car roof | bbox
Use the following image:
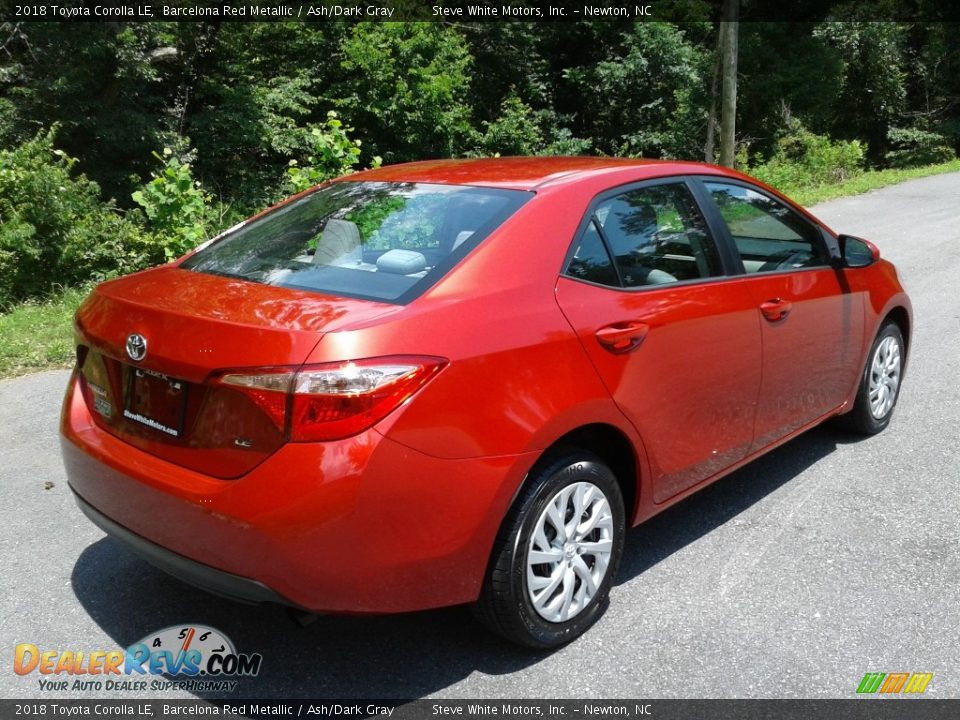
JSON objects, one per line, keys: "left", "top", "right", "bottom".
{"left": 342, "top": 156, "right": 738, "bottom": 191}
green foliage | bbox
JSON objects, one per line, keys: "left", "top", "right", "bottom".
{"left": 4, "top": 21, "right": 956, "bottom": 208}
{"left": 0, "top": 128, "right": 150, "bottom": 305}
{"left": 474, "top": 95, "right": 590, "bottom": 157}
{"left": 132, "top": 148, "right": 215, "bottom": 261}
{"left": 885, "top": 127, "right": 955, "bottom": 168}
{"left": 189, "top": 72, "right": 320, "bottom": 208}
{"left": 60, "top": 209, "right": 156, "bottom": 285}
{"left": 0, "top": 23, "right": 183, "bottom": 201}
{"left": 737, "top": 24, "right": 845, "bottom": 153}
{"left": 478, "top": 95, "right": 545, "bottom": 157}
{"left": 563, "top": 23, "right": 708, "bottom": 158}
{"left": 335, "top": 23, "right": 478, "bottom": 162}
{"left": 178, "top": 24, "right": 348, "bottom": 209}
{"left": 750, "top": 119, "right": 865, "bottom": 189}
{"left": 813, "top": 21, "right": 907, "bottom": 162}
{"left": 0, "top": 20, "right": 957, "bottom": 310}
{"left": 286, "top": 112, "right": 381, "bottom": 194}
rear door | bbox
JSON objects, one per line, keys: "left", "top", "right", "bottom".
{"left": 555, "top": 179, "right": 763, "bottom": 504}
{"left": 697, "top": 179, "right": 864, "bottom": 449}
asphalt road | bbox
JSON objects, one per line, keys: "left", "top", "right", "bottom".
{"left": 2, "top": 173, "right": 959, "bottom": 701}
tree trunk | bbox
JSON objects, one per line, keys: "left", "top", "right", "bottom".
{"left": 704, "top": 42, "right": 720, "bottom": 163}
{"left": 718, "top": 0, "right": 739, "bottom": 168}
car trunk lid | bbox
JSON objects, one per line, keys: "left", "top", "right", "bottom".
{"left": 74, "top": 265, "right": 399, "bottom": 478}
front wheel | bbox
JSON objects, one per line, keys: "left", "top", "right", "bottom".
{"left": 841, "top": 321, "right": 905, "bottom": 435}
{"left": 473, "top": 450, "right": 626, "bottom": 649}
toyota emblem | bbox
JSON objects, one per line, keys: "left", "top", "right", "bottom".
{"left": 126, "top": 333, "right": 148, "bottom": 362}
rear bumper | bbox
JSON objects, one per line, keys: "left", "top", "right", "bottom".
{"left": 61, "top": 372, "right": 536, "bottom": 613}
{"left": 73, "top": 489, "right": 293, "bottom": 607}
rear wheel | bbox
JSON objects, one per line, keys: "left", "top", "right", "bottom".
{"left": 473, "top": 450, "right": 626, "bottom": 649}
{"left": 841, "top": 321, "right": 905, "bottom": 434}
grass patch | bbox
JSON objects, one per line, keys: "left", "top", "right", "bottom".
{"left": 0, "top": 286, "right": 89, "bottom": 379}
{"left": 783, "top": 159, "right": 960, "bottom": 208}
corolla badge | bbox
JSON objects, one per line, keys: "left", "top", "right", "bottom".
{"left": 126, "top": 333, "right": 148, "bottom": 362}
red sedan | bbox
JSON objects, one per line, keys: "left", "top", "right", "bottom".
{"left": 61, "top": 157, "right": 911, "bottom": 648}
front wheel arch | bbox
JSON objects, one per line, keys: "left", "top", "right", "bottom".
{"left": 883, "top": 305, "right": 911, "bottom": 368}
{"left": 839, "top": 320, "right": 906, "bottom": 435}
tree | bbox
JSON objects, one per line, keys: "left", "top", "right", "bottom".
{"left": 814, "top": 21, "right": 907, "bottom": 163}
{"left": 333, "top": 23, "right": 477, "bottom": 163}
{"left": 0, "top": 22, "right": 184, "bottom": 201}
{"left": 563, "top": 23, "right": 709, "bottom": 158}
{"left": 735, "top": 23, "right": 845, "bottom": 158}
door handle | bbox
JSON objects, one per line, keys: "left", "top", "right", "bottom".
{"left": 760, "top": 298, "right": 793, "bottom": 322}
{"left": 595, "top": 321, "right": 649, "bottom": 353}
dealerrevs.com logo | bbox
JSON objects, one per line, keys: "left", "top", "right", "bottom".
{"left": 13, "top": 625, "right": 262, "bottom": 693}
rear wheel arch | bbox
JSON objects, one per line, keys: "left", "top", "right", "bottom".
{"left": 553, "top": 424, "right": 639, "bottom": 524}
{"left": 517, "top": 423, "right": 639, "bottom": 526}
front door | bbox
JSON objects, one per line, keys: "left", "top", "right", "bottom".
{"left": 700, "top": 180, "right": 864, "bottom": 449}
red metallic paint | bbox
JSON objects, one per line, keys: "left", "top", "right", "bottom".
{"left": 61, "top": 158, "right": 912, "bottom": 614}
{"left": 739, "top": 268, "right": 866, "bottom": 449}
{"left": 556, "top": 275, "right": 763, "bottom": 504}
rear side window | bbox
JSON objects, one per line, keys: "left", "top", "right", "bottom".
{"left": 704, "top": 182, "right": 829, "bottom": 273}
{"left": 182, "top": 182, "right": 531, "bottom": 304}
{"left": 567, "top": 220, "right": 619, "bottom": 286}
{"left": 565, "top": 182, "right": 723, "bottom": 288}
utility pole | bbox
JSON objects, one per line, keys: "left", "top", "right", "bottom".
{"left": 718, "top": 0, "right": 739, "bottom": 168}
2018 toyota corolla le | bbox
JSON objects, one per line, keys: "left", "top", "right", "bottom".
{"left": 61, "top": 157, "right": 911, "bottom": 648}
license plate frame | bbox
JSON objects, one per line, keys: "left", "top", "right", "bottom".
{"left": 123, "top": 367, "right": 188, "bottom": 438}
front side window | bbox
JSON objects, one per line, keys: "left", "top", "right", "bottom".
{"left": 704, "top": 182, "right": 829, "bottom": 273}
{"left": 581, "top": 183, "right": 723, "bottom": 288}
{"left": 182, "top": 182, "right": 531, "bottom": 303}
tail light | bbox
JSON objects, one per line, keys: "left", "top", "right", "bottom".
{"left": 214, "top": 356, "right": 446, "bottom": 442}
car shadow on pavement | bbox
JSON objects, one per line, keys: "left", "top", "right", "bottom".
{"left": 71, "top": 538, "right": 540, "bottom": 699}
{"left": 617, "top": 425, "right": 849, "bottom": 583}
{"left": 70, "top": 425, "right": 855, "bottom": 700}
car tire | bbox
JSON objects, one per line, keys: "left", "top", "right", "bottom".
{"left": 841, "top": 321, "right": 906, "bottom": 435}
{"left": 473, "top": 449, "right": 626, "bottom": 649}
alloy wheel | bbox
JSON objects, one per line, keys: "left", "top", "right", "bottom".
{"left": 868, "top": 335, "right": 902, "bottom": 419}
{"left": 525, "top": 481, "right": 615, "bottom": 623}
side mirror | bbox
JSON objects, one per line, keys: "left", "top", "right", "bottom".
{"left": 838, "top": 234, "right": 879, "bottom": 269}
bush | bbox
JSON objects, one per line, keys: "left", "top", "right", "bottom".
{"left": 285, "top": 112, "right": 380, "bottom": 194}
{"left": 884, "top": 126, "right": 955, "bottom": 168}
{"left": 474, "top": 95, "right": 591, "bottom": 157}
{"left": 60, "top": 210, "right": 156, "bottom": 285}
{"left": 750, "top": 119, "right": 865, "bottom": 190}
{"left": 132, "top": 147, "right": 217, "bottom": 261}
{"left": 0, "top": 127, "right": 150, "bottom": 305}
{"left": 477, "top": 95, "right": 544, "bottom": 157}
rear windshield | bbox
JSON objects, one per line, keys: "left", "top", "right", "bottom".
{"left": 181, "top": 181, "right": 531, "bottom": 304}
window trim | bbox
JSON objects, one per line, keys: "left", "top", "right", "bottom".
{"left": 560, "top": 176, "right": 739, "bottom": 292}
{"left": 690, "top": 176, "right": 834, "bottom": 278}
